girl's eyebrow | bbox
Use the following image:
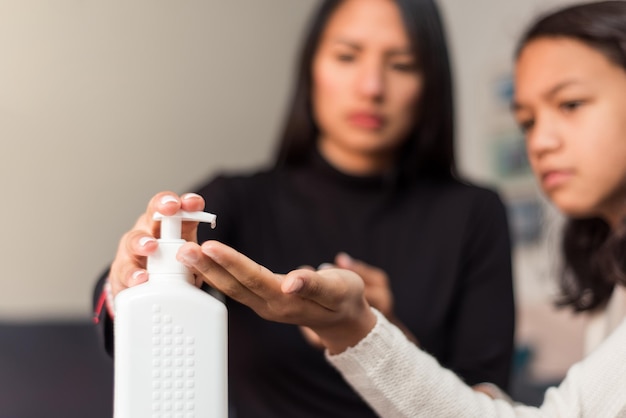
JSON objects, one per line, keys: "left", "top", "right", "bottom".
{"left": 542, "top": 79, "right": 581, "bottom": 100}
{"left": 511, "top": 79, "right": 582, "bottom": 112}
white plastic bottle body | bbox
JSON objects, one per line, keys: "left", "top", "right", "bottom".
{"left": 114, "top": 280, "right": 228, "bottom": 418}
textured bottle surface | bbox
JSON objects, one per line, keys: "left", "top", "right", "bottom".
{"left": 114, "top": 281, "right": 228, "bottom": 418}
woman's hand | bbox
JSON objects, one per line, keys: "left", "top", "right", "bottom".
{"left": 108, "top": 191, "right": 206, "bottom": 300}
{"left": 178, "top": 240, "right": 377, "bottom": 354}
{"left": 329, "top": 253, "right": 419, "bottom": 346}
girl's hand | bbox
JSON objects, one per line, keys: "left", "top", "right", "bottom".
{"left": 178, "top": 240, "right": 377, "bottom": 354}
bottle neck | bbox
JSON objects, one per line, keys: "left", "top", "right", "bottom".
{"left": 147, "top": 239, "right": 189, "bottom": 279}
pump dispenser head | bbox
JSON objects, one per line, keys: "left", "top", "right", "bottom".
{"left": 147, "top": 210, "right": 217, "bottom": 279}
{"left": 155, "top": 210, "right": 216, "bottom": 239}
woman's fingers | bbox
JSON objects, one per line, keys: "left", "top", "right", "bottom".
{"left": 180, "top": 193, "right": 205, "bottom": 211}
{"left": 144, "top": 192, "right": 182, "bottom": 235}
{"left": 335, "top": 252, "right": 387, "bottom": 286}
{"left": 108, "top": 191, "right": 207, "bottom": 299}
{"left": 180, "top": 193, "right": 206, "bottom": 242}
{"left": 126, "top": 230, "right": 158, "bottom": 257}
{"left": 334, "top": 252, "right": 393, "bottom": 317}
{"left": 109, "top": 229, "right": 157, "bottom": 296}
{"left": 298, "top": 326, "right": 325, "bottom": 350}
{"left": 144, "top": 192, "right": 205, "bottom": 241}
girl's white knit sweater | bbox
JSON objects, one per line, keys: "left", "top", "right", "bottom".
{"left": 327, "top": 308, "right": 626, "bottom": 417}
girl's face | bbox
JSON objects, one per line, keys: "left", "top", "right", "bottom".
{"left": 312, "top": 0, "right": 423, "bottom": 175}
{"left": 514, "top": 37, "right": 626, "bottom": 227}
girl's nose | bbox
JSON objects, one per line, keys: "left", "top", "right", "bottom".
{"left": 526, "top": 116, "right": 562, "bottom": 158}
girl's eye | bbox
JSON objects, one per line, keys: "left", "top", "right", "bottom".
{"left": 517, "top": 119, "right": 535, "bottom": 134}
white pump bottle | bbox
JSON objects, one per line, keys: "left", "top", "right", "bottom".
{"left": 113, "top": 210, "right": 228, "bottom": 418}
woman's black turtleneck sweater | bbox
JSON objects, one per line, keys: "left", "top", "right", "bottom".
{"left": 95, "top": 151, "right": 514, "bottom": 418}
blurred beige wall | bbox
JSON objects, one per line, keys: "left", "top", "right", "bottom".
{"left": 0, "top": 0, "right": 591, "bottom": 323}
{"left": 0, "top": 0, "right": 318, "bottom": 319}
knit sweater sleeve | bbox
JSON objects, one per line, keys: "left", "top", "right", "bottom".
{"left": 326, "top": 308, "right": 626, "bottom": 417}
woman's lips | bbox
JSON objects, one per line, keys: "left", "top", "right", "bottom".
{"left": 541, "top": 169, "right": 574, "bottom": 190}
{"left": 347, "top": 112, "right": 384, "bottom": 130}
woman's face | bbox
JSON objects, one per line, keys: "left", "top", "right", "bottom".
{"left": 312, "top": 0, "right": 423, "bottom": 175}
{"left": 514, "top": 37, "right": 626, "bottom": 227}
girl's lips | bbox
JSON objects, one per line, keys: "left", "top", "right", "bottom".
{"left": 541, "top": 169, "right": 574, "bottom": 190}
{"left": 347, "top": 112, "right": 384, "bottom": 130}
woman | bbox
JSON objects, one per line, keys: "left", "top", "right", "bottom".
{"left": 175, "top": 1, "right": 626, "bottom": 416}
{"left": 94, "top": 0, "right": 515, "bottom": 416}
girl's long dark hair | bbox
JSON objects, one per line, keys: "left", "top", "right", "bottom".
{"left": 274, "top": 0, "right": 457, "bottom": 182}
{"left": 516, "top": 1, "right": 626, "bottom": 312}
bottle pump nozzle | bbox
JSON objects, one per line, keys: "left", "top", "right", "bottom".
{"left": 147, "top": 210, "right": 217, "bottom": 279}
{"left": 154, "top": 210, "right": 217, "bottom": 239}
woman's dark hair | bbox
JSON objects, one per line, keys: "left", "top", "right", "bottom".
{"left": 274, "top": 0, "right": 457, "bottom": 181}
{"left": 516, "top": 1, "right": 626, "bottom": 312}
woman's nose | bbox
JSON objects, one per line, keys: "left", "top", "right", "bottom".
{"left": 355, "top": 60, "right": 384, "bottom": 101}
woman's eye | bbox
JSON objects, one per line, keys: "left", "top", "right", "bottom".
{"left": 560, "top": 100, "right": 584, "bottom": 112}
{"left": 336, "top": 53, "right": 355, "bottom": 62}
{"left": 390, "top": 62, "right": 416, "bottom": 72}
